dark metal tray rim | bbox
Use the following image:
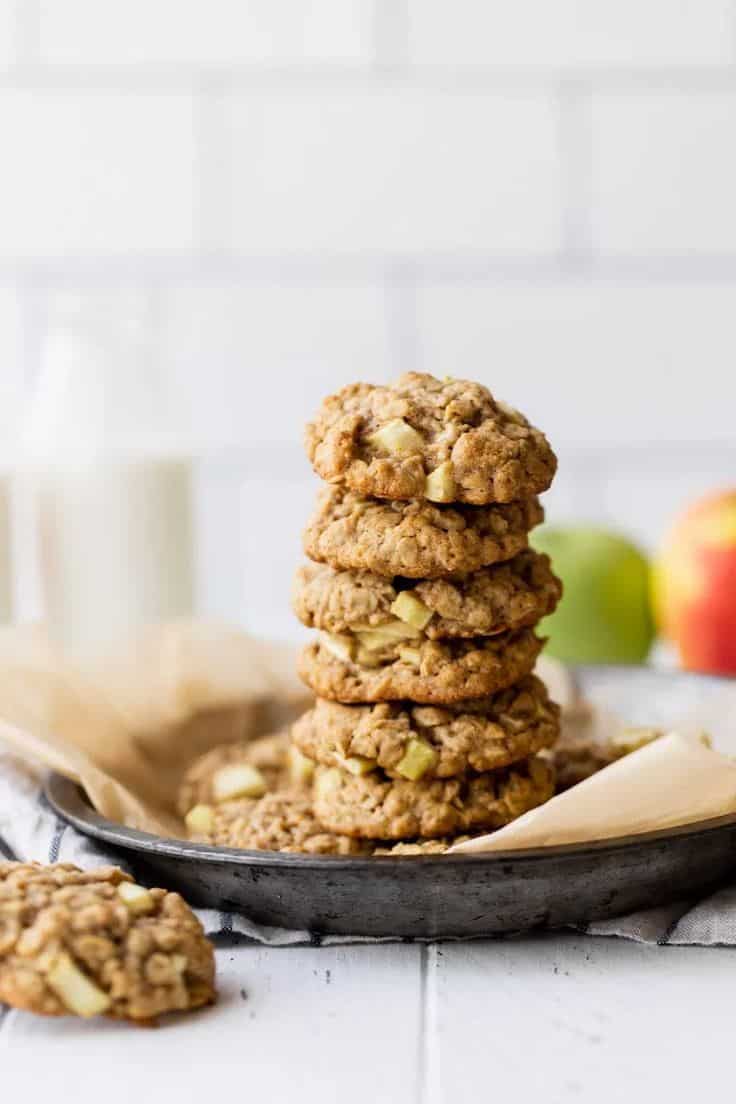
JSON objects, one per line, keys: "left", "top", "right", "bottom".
{"left": 46, "top": 665, "right": 736, "bottom": 871}
{"left": 46, "top": 772, "right": 736, "bottom": 871}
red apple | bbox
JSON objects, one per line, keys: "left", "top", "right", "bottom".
{"left": 653, "top": 489, "right": 736, "bottom": 675}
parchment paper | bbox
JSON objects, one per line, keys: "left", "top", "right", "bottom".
{"left": 450, "top": 732, "right": 736, "bottom": 853}
{"left": 0, "top": 623, "right": 734, "bottom": 853}
{"left": 0, "top": 621, "right": 309, "bottom": 838}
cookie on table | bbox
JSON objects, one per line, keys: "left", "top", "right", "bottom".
{"left": 298, "top": 627, "right": 543, "bottom": 705}
{"left": 305, "top": 373, "right": 557, "bottom": 505}
{"left": 313, "top": 756, "right": 554, "bottom": 840}
{"left": 304, "top": 486, "right": 543, "bottom": 580}
{"left": 185, "top": 792, "right": 371, "bottom": 856}
{"left": 293, "top": 550, "right": 561, "bottom": 641}
{"left": 292, "top": 676, "right": 560, "bottom": 781}
{"left": 0, "top": 863, "right": 215, "bottom": 1022}
{"left": 177, "top": 729, "right": 313, "bottom": 816}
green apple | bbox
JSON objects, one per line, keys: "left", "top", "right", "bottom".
{"left": 532, "top": 526, "right": 654, "bottom": 664}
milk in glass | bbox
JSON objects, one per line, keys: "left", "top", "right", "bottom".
{"left": 0, "top": 475, "right": 11, "bottom": 622}
{"left": 26, "top": 317, "right": 195, "bottom": 656}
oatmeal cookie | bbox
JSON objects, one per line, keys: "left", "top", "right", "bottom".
{"left": 313, "top": 756, "right": 554, "bottom": 840}
{"left": 305, "top": 373, "right": 556, "bottom": 505}
{"left": 304, "top": 485, "right": 543, "bottom": 579}
{"left": 293, "top": 550, "right": 561, "bottom": 640}
{"left": 0, "top": 863, "right": 215, "bottom": 1022}
{"left": 177, "top": 729, "right": 312, "bottom": 815}
{"left": 298, "top": 628, "right": 543, "bottom": 704}
{"left": 550, "top": 712, "right": 665, "bottom": 791}
{"left": 186, "top": 792, "right": 370, "bottom": 856}
{"left": 292, "top": 676, "right": 559, "bottom": 780}
{"left": 373, "top": 837, "right": 473, "bottom": 855}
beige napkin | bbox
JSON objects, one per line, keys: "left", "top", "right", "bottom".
{"left": 0, "top": 621, "right": 309, "bottom": 838}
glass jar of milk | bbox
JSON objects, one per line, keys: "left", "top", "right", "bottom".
{"left": 0, "top": 473, "right": 11, "bottom": 623}
{"left": 0, "top": 364, "right": 24, "bottom": 624}
{"left": 25, "top": 307, "right": 195, "bottom": 657}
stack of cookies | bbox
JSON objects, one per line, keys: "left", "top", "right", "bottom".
{"left": 179, "top": 372, "right": 563, "bottom": 855}
{"left": 290, "top": 372, "right": 563, "bottom": 851}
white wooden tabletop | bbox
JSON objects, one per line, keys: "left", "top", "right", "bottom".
{"left": 3, "top": 934, "right": 733, "bottom": 1102}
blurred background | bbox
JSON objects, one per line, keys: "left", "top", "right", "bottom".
{"left": 1, "top": 1, "right": 735, "bottom": 648}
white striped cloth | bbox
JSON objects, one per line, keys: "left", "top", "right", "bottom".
{"left": 1, "top": 751, "right": 734, "bottom": 948}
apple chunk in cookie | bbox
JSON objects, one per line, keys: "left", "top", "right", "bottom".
{"left": 0, "top": 863, "right": 215, "bottom": 1022}
{"left": 298, "top": 627, "right": 544, "bottom": 705}
{"left": 177, "top": 728, "right": 311, "bottom": 817}
{"left": 304, "top": 372, "right": 557, "bottom": 505}
{"left": 292, "top": 675, "right": 560, "bottom": 780}
{"left": 292, "top": 550, "right": 561, "bottom": 643}
{"left": 313, "top": 756, "right": 555, "bottom": 840}
{"left": 303, "top": 486, "right": 544, "bottom": 580}
{"left": 184, "top": 791, "right": 371, "bottom": 856}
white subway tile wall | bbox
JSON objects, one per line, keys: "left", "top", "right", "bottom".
{"left": 0, "top": 1, "right": 17, "bottom": 68}
{"left": 0, "top": 289, "right": 23, "bottom": 448}
{"left": 219, "top": 88, "right": 564, "bottom": 254}
{"left": 1, "top": 1, "right": 735, "bottom": 635}
{"left": 414, "top": 281, "right": 736, "bottom": 444}
{"left": 37, "top": 0, "right": 375, "bottom": 66}
{"left": 0, "top": 91, "right": 198, "bottom": 258}
{"left": 591, "top": 90, "right": 736, "bottom": 254}
{"left": 406, "top": 0, "right": 735, "bottom": 69}
{"left": 160, "top": 285, "right": 393, "bottom": 446}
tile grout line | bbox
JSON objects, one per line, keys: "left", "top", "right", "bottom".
{"left": 573, "top": 454, "right": 610, "bottom": 522}
{"left": 4, "top": 64, "right": 736, "bottom": 92}
{"left": 373, "top": 0, "right": 409, "bottom": 71}
{"left": 10, "top": 254, "right": 736, "bottom": 286}
{"left": 192, "top": 79, "right": 226, "bottom": 256}
{"left": 385, "top": 264, "right": 420, "bottom": 373}
{"left": 417, "top": 944, "right": 443, "bottom": 1104}
{"left": 13, "top": 0, "right": 40, "bottom": 66}
{"left": 18, "top": 282, "right": 46, "bottom": 393}
{"left": 557, "top": 79, "right": 594, "bottom": 266}
{"left": 415, "top": 943, "right": 429, "bottom": 1104}
{"left": 10, "top": 290, "right": 45, "bottom": 622}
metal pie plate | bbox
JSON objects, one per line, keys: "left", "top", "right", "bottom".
{"left": 46, "top": 665, "right": 736, "bottom": 938}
